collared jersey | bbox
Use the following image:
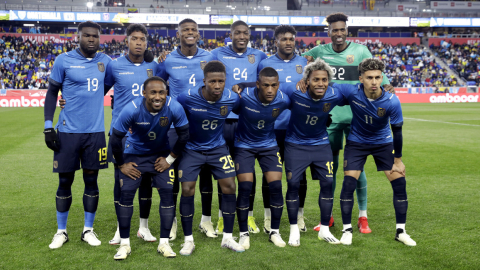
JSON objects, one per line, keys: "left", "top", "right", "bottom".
{"left": 335, "top": 83, "right": 403, "bottom": 144}
{"left": 113, "top": 96, "right": 188, "bottom": 155}
{"left": 49, "top": 49, "right": 112, "bottom": 133}
{"left": 284, "top": 83, "right": 346, "bottom": 145}
{"left": 105, "top": 55, "right": 158, "bottom": 135}
{"left": 177, "top": 84, "right": 240, "bottom": 151}
{"left": 234, "top": 87, "right": 290, "bottom": 149}
{"left": 156, "top": 47, "right": 215, "bottom": 99}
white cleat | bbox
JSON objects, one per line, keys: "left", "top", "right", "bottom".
{"left": 318, "top": 229, "right": 341, "bottom": 244}
{"left": 263, "top": 217, "right": 271, "bottom": 234}
{"left": 199, "top": 221, "right": 218, "bottom": 238}
{"left": 49, "top": 232, "right": 69, "bottom": 249}
{"left": 157, "top": 242, "right": 177, "bottom": 258}
{"left": 239, "top": 233, "right": 250, "bottom": 250}
{"left": 395, "top": 229, "right": 417, "bottom": 246}
{"left": 114, "top": 245, "right": 131, "bottom": 260}
{"left": 169, "top": 219, "right": 177, "bottom": 241}
{"left": 81, "top": 230, "right": 101, "bottom": 246}
{"left": 288, "top": 227, "right": 300, "bottom": 247}
{"left": 298, "top": 215, "right": 307, "bottom": 232}
{"left": 137, "top": 227, "right": 157, "bottom": 242}
{"left": 109, "top": 230, "right": 121, "bottom": 245}
{"left": 340, "top": 228, "right": 353, "bottom": 245}
{"left": 179, "top": 240, "right": 195, "bottom": 256}
{"left": 221, "top": 237, "right": 245, "bottom": 252}
{"left": 269, "top": 231, "right": 286, "bottom": 248}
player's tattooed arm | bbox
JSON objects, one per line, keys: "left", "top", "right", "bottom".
{"left": 157, "top": 50, "right": 171, "bottom": 63}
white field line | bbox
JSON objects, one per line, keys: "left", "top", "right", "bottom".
{"left": 404, "top": 117, "right": 480, "bottom": 127}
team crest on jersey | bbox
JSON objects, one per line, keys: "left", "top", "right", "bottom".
{"left": 97, "top": 62, "right": 105, "bottom": 72}
{"left": 220, "top": 106, "right": 228, "bottom": 116}
{"left": 248, "top": 54, "right": 255, "bottom": 64}
{"left": 377, "top": 107, "right": 386, "bottom": 117}
{"left": 200, "top": 61, "right": 207, "bottom": 70}
{"left": 53, "top": 161, "right": 58, "bottom": 169}
{"left": 160, "top": 117, "right": 169, "bottom": 127}
{"left": 296, "top": 65, "right": 303, "bottom": 74}
{"left": 272, "top": 108, "right": 280, "bottom": 118}
{"left": 178, "top": 170, "right": 183, "bottom": 179}
{"left": 323, "top": 103, "right": 331, "bottom": 112}
{"left": 147, "top": 69, "right": 153, "bottom": 77}
{"left": 346, "top": 55, "right": 354, "bottom": 64}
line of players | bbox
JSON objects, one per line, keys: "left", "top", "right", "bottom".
{"left": 43, "top": 13, "right": 416, "bottom": 260}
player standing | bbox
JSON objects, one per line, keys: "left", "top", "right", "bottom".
{"left": 111, "top": 77, "right": 189, "bottom": 260}
{"left": 302, "top": 13, "right": 392, "bottom": 233}
{"left": 334, "top": 59, "right": 416, "bottom": 246}
{"left": 176, "top": 61, "right": 244, "bottom": 255}
{"left": 156, "top": 18, "right": 216, "bottom": 240}
{"left": 43, "top": 21, "right": 112, "bottom": 249}
{"left": 104, "top": 23, "right": 158, "bottom": 245}
{"left": 211, "top": 20, "right": 267, "bottom": 234}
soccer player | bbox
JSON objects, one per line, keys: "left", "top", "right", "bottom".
{"left": 334, "top": 58, "right": 416, "bottom": 246}
{"left": 110, "top": 76, "right": 189, "bottom": 260}
{"left": 43, "top": 21, "right": 112, "bottom": 249}
{"left": 176, "top": 61, "right": 244, "bottom": 255}
{"left": 234, "top": 67, "right": 290, "bottom": 249}
{"left": 156, "top": 18, "right": 217, "bottom": 240}
{"left": 104, "top": 23, "right": 159, "bottom": 245}
{"left": 301, "top": 12, "right": 392, "bottom": 233}
{"left": 211, "top": 20, "right": 267, "bottom": 234}
{"left": 257, "top": 25, "right": 309, "bottom": 234}
{"left": 282, "top": 58, "right": 345, "bottom": 246}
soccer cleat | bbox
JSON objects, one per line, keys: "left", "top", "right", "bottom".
{"left": 114, "top": 245, "right": 131, "bottom": 260}
{"left": 215, "top": 217, "right": 224, "bottom": 235}
{"left": 81, "top": 230, "right": 101, "bottom": 246}
{"left": 179, "top": 240, "right": 195, "bottom": 256}
{"left": 314, "top": 216, "right": 334, "bottom": 232}
{"left": 109, "top": 230, "right": 121, "bottom": 245}
{"left": 199, "top": 221, "right": 218, "bottom": 238}
{"left": 298, "top": 215, "right": 307, "bottom": 232}
{"left": 263, "top": 217, "right": 271, "bottom": 234}
{"left": 318, "top": 229, "right": 341, "bottom": 244}
{"left": 395, "top": 229, "right": 417, "bottom": 246}
{"left": 288, "top": 228, "right": 300, "bottom": 247}
{"left": 269, "top": 231, "right": 286, "bottom": 248}
{"left": 248, "top": 216, "right": 260, "bottom": 234}
{"left": 221, "top": 237, "right": 245, "bottom": 252}
{"left": 358, "top": 217, "right": 372, "bottom": 234}
{"left": 157, "top": 242, "right": 177, "bottom": 258}
{"left": 49, "top": 232, "right": 69, "bottom": 249}
{"left": 169, "top": 219, "right": 177, "bottom": 241}
{"left": 137, "top": 227, "right": 157, "bottom": 242}
{"left": 239, "top": 233, "right": 250, "bottom": 250}
{"left": 340, "top": 228, "right": 353, "bottom": 245}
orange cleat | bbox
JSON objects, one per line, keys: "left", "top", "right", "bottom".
{"left": 358, "top": 217, "right": 372, "bottom": 234}
{"left": 313, "top": 216, "right": 335, "bottom": 232}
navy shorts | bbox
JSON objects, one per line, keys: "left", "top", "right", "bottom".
{"left": 223, "top": 119, "right": 238, "bottom": 157}
{"left": 177, "top": 144, "right": 236, "bottom": 182}
{"left": 284, "top": 142, "right": 333, "bottom": 184}
{"left": 234, "top": 146, "right": 282, "bottom": 175}
{"left": 53, "top": 132, "right": 108, "bottom": 173}
{"left": 343, "top": 140, "right": 394, "bottom": 171}
{"left": 121, "top": 151, "right": 174, "bottom": 189}
{"left": 275, "top": 129, "right": 287, "bottom": 161}
{"left": 107, "top": 135, "right": 127, "bottom": 164}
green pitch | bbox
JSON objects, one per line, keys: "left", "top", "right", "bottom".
{"left": 1, "top": 103, "right": 479, "bottom": 269}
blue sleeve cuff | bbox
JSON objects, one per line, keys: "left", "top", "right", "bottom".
{"left": 44, "top": 120, "right": 53, "bottom": 129}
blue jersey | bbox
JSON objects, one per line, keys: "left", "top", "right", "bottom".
{"left": 335, "top": 83, "right": 403, "bottom": 144}
{"left": 284, "top": 84, "right": 346, "bottom": 146}
{"left": 156, "top": 47, "right": 215, "bottom": 99}
{"left": 49, "top": 49, "right": 112, "bottom": 133}
{"left": 234, "top": 87, "right": 290, "bottom": 149}
{"left": 258, "top": 54, "right": 308, "bottom": 130}
{"left": 105, "top": 56, "right": 158, "bottom": 135}
{"left": 177, "top": 84, "right": 240, "bottom": 151}
{"left": 113, "top": 96, "right": 188, "bottom": 155}
{"left": 211, "top": 45, "right": 267, "bottom": 119}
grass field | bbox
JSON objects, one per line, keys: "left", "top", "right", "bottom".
{"left": 1, "top": 103, "right": 479, "bottom": 269}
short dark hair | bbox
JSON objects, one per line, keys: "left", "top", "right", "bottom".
{"left": 126, "top": 23, "right": 147, "bottom": 36}
{"left": 258, "top": 67, "right": 278, "bottom": 80}
{"left": 144, "top": 76, "right": 167, "bottom": 90}
{"left": 326, "top": 13, "right": 348, "bottom": 27}
{"left": 274, "top": 25, "right": 296, "bottom": 39}
{"left": 78, "top": 21, "right": 101, "bottom": 33}
{"left": 203, "top": 60, "right": 226, "bottom": 77}
{"left": 179, "top": 18, "right": 197, "bottom": 28}
{"left": 358, "top": 58, "right": 385, "bottom": 75}
{"left": 230, "top": 20, "right": 249, "bottom": 32}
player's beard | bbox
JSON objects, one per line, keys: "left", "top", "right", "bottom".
{"left": 80, "top": 44, "right": 99, "bottom": 56}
